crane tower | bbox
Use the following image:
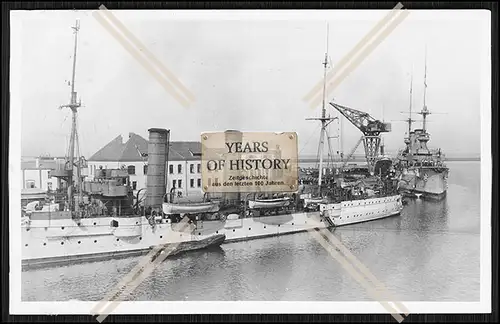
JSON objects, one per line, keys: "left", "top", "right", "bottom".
{"left": 329, "top": 102, "right": 391, "bottom": 173}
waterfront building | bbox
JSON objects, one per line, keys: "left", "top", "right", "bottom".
{"left": 87, "top": 132, "right": 203, "bottom": 198}
{"left": 21, "top": 156, "right": 67, "bottom": 191}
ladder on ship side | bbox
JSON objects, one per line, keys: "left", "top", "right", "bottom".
{"left": 322, "top": 213, "right": 335, "bottom": 228}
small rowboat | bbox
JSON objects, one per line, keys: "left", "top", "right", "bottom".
{"left": 150, "top": 234, "right": 226, "bottom": 262}
{"left": 248, "top": 197, "right": 291, "bottom": 209}
{"left": 162, "top": 201, "right": 220, "bottom": 215}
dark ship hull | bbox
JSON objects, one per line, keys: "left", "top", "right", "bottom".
{"left": 398, "top": 166, "right": 448, "bottom": 200}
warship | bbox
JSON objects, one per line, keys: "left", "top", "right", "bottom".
{"left": 21, "top": 22, "right": 403, "bottom": 269}
{"left": 394, "top": 54, "right": 449, "bottom": 201}
{"left": 311, "top": 98, "right": 404, "bottom": 227}
{"left": 21, "top": 21, "right": 226, "bottom": 269}
{"left": 283, "top": 26, "right": 403, "bottom": 227}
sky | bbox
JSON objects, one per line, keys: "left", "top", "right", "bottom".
{"left": 11, "top": 9, "right": 489, "bottom": 159}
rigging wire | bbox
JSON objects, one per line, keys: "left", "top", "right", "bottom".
{"left": 324, "top": 128, "right": 336, "bottom": 168}
{"left": 75, "top": 114, "right": 81, "bottom": 162}
{"left": 298, "top": 124, "right": 321, "bottom": 156}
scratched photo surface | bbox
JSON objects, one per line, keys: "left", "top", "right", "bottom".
{"left": 9, "top": 6, "right": 490, "bottom": 318}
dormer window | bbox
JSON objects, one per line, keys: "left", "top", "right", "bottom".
{"left": 189, "top": 149, "right": 202, "bottom": 157}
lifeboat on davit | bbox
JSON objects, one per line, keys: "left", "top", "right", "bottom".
{"left": 247, "top": 197, "right": 291, "bottom": 209}
{"left": 162, "top": 201, "right": 220, "bottom": 215}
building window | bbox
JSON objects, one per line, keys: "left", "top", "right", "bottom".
{"left": 26, "top": 180, "right": 35, "bottom": 189}
{"left": 190, "top": 179, "right": 194, "bottom": 188}
{"left": 197, "top": 178, "right": 201, "bottom": 187}
{"left": 178, "top": 180, "right": 182, "bottom": 188}
{"left": 197, "top": 163, "right": 201, "bottom": 173}
{"left": 172, "top": 179, "right": 177, "bottom": 189}
{"left": 177, "top": 164, "right": 182, "bottom": 174}
{"left": 127, "top": 165, "right": 136, "bottom": 175}
{"left": 190, "top": 164, "right": 194, "bottom": 174}
{"left": 132, "top": 181, "right": 137, "bottom": 190}
{"left": 169, "top": 165, "right": 174, "bottom": 174}
{"left": 143, "top": 165, "right": 148, "bottom": 175}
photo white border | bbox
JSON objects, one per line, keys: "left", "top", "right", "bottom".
{"left": 9, "top": 8, "right": 492, "bottom": 315}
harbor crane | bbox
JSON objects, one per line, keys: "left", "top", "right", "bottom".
{"left": 329, "top": 101, "right": 391, "bottom": 173}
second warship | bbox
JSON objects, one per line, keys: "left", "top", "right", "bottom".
{"left": 394, "top": 53, "right": 449, "bottom": 200}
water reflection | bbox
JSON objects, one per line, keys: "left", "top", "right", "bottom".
{"left": 134, "top": 247, "right": 228, "bottom": 301}
{"left": 407, "top": 197, "right": 450, "bottom": 235}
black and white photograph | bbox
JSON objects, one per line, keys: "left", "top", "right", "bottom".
{"left": 9, "top": 6, "right": 491, "bottom": 318}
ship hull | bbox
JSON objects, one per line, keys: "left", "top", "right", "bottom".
{"left": 320, "top": 194, "right": 403, "bottom": 227}
{"left": 402, "top": 188, "right": 447, "bottom": 201}
{"left": 21, "top": 211, "right": 328, "bottom": 270}
{"left": 21, "top": 196, "right": 402, "bottom": 269}
{"left": 22, "top": 234, "right": 226, "bottom": 269}
{"left": 398, "top": 168, "right": 448, "bottom": 201}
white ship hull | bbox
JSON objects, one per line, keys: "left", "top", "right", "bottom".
{"left": 21, "top": 211, "right": 328, "bottom": 269}
{"left": 21, "top": 196, "right": 402, "bottom": 269}
{"left": 320, "top": 194, "right": 403, "bottom": 227}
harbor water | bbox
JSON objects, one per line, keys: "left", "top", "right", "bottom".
{"left": 21, "top": 161, "right": 481, "bottom": 302}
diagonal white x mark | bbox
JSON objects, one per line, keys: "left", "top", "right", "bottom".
{"left": 304, "top": 3, "right": 410, "bottom": 109}
{"left": 302, "top": 3, "right": 411, "bottom": 321}
{"left": 93, "top": 5, "right": 196, "bottom": 108}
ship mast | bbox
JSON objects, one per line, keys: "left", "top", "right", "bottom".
{"left": 60, "top": 20, "right": 82, "bottom": 212}
{"left": 306, "top": 23, "right": 338, "bottom": 192}
{"left": 380, "top": 102, "right": 385, "bottom": 156}
{"left": 408, "top": 73, "right": 413, "bottom": 136}
{"left": 420, "top": 46, "right": 430, "bottom": 132}
{"left": 318, "top": 25, "right": 329, "bottom": 188}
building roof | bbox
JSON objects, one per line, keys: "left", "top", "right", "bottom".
{"left": 88, "top": 132, "right": 202, "bottom": 162}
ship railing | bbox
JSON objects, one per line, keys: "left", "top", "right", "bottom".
{"left": 83, "top": 180, "right": 129, "bottom": 197}
{"left": 24, "top": 192, "right": 137, "bottom": 218}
